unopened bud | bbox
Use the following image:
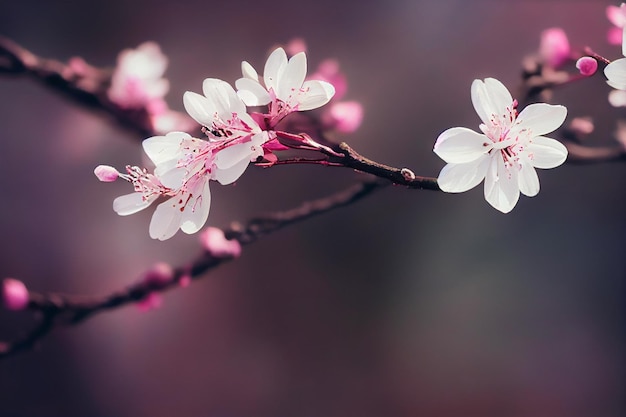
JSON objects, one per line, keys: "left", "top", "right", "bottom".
{"left": 575, "top": 57, "right": 598, "bottom": 76}
{"left": 2, "top": 278, "right": 29, "bottom": 311}
{"left": 94, "top": 165, "right": 120, "bottom": 182}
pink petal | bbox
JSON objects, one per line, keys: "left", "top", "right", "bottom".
{"left": 515, "top": 103, "right": 567, "bottom": 137}
{"left": 180, "top": 179, "right": 211, "bottom": 234}
{"left": 437, "top": 155, "right": 490, "bottom": 193}
{"left": 297, "top": 80, "right": 335, "bottom": 111}
{"left": 277, "top": 52, "right": 307, "bottom": 102}
{"left": 484, "top": 156, "right": 520, "bottom": 213}
{"left": 149, "top": 197, "right": 184, "bottom": 240}
{"left": 264, "top": 48, "right": 288, "bottom": 93}
{"left": 113, "top": 193, "right": 155, "bottom": 216}
{"left": 526, "top": 136, "right": 568, "bottom": 169}
{"left": 471, "top": 78, "right": 513, "bottom": 127}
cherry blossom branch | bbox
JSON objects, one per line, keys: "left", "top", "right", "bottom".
{"left": 0, "top": 178, "right": 387, "bottom": 359}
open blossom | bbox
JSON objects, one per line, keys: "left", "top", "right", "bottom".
{"left": 434, "top": 78, "right": 568, "bottom": 213}
{"left": 235, "top": 47, "right": 335, "bottom": 125}
{"left": 108, "top": 42, "right": 169, "bottom": 109}
{"left": 99, "top": 78, "right": 268, "bottom": 240}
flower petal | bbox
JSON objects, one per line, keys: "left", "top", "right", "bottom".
{"left": 183, "top": 91, "right": 215, "bottom": 127}
{"left": 235, "top": 77, "right": 271, "bottom": 106}
{"left": 157, "top": 167, "right": 186, "bottom": 189}
{"left": 277, "top": 52, "right": 307, "bottom": 102}
{"left": 113, "top": 192, "right": 155, "bottom": 216}
{"left": 518, "top": 158, "right": 540, "bottom": 197}
{"left": 515, "top": 103, "right": 567, "bottom": 137}
{"left": 604, "top": 58, "right": 626, "bottom": 89}
{"left": 142, "top": 132, "right": 189, "bottom": 165}
{"left": 471, "top": 78, "right": 513, "bottom": 126}
{"left": 264, "top": 47, "right": 287, "bottom": 93}
{"left": 296, "top": 80, "right": 335, "bottom": 111}
{"left": 202, "top": 78, "right": 246, "bottom": 118}
{"left": 437, "top": 154, "right": 490, "bottom": 193}
{"left": 214, "top": 156, "right": 251, "bottom": 185}
{"left": 527, "top": 136, "right": 568, "bottom": 169}
{"left": 214, "top": 142, "right": 255, "bottom": 170}
{"left": 180, "top": 178, "right": 211, "bottom": 234}
{"left": 241, "top": 61, "right": 258, "bottom": 81}
{"left": 484, "top": 155, "right": 520, "bottom": 213}
{"left": 434, "top": 127, "right": 489, "bottom": 164}
{"left": 149, "top": 197, "right": 183, "bottom": 240}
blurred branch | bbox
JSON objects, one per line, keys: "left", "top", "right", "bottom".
{"left": 0, "top": 178, "right": 387, "bottom": 359}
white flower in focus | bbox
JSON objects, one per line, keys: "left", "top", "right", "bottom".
{"left": 108, "top": 42, "right": 170, "bottom": 108}
{"left": 434, "top": 78, "right": 568, "bottom": 213}
{"left": 235, "top": 47, "right": 335, "bottom": 125}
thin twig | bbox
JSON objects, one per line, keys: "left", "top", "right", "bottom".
{"left": 0, "top": 178, "right": 387, "bottom": 359}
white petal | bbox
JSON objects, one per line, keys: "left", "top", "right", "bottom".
{"left": 604, "top": 58, "right": 626, "bottom": 89}
{"left": 157, "top": 166, "right": 186, "bottom": 189}
{"left": 264, "top": 47, "right": 287, "bottom": 92}
{"left": 277, "top": 52, "right": 307, "bottom": 102}
{"left": 526, "top": 136, "right": 568, "bottom": 169}
{"left": 214, "top": 142, "right": 254, "bottom": 169}
{"left": 235, "top": 77, "right": 271, "bottom": 106}
{"left": 202, "top": 78, "right": 246, "bottom": 118}
{"left": 515, "top": 103, "right": 567, "bottom": 137}
{"left": 113, "top": 192, "right": 154, "bottom": 216}
{"left": 180, "top": 179, "right": 211, "bottom": 234}
{"left": 296, "top": 80, "right": 335, "bottom": 111}
{"left": 149, "top": 197, "right": 183, "bottom": 240}
{"left": 437, "top": 155, "right": 490, "bottom": 193}
{"left": 214, "top": 156, "right": 250, "bottom": 185}
{"left": 183, "top": 91, "right": 216, "bottom": 126}
{"left": 434, "top": 127, "right": 490, "bottom": 164}
{"left": 484, "top": 156, "right": 520, "bottom": 213}
{"left": 241, "top": 61, "right": 258, "bottom": 81}
{"left": 471, "top": 78, "right": 513, "bottom": 126}
{"left": 518, "top": 158, "right": 540, "bottom": 197}
{"left": 142, "top": 132, "right": 189, "bottom": 165}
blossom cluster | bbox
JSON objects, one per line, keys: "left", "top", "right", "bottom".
{"left": 97, "top": 47, "right": 336, "bottom": 240}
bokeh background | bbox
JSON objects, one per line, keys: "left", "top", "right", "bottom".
{"left": 0, "top": 0, "right": 624, "bottom": 416}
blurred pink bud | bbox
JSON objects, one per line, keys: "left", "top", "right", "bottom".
{"left": 142, "top": 262, "right": 173, "bottom": 287}
{"left": 94, "top": 165, "right": 120, "bottom": 182}
{"left": 310, "top": 59, "right": 348, "bottom": 100}
{"left": 324, "top": 101, "right": 364, "bottom": 133}
{"left": 575, "top": 57, "right": 598, "bottom": 76}
{"left": 607, "top": 4, "right": 626, "bottom": 27}
{"left": 2, "top": 278, "right": 29, "bottom": 311}
{"left": 137, "top": 292, "right": 162, "bottom": 311}
{"left": 539, "top": 28, "right": 571, "bottom": 68}
{"left": 285, "top": 38, "right": 307, "bottom": 56}
{"left": 179, "top": 274, "right": 191, "bottom": 288}
{"left": 569, "top": 117, "right": 594, "bottom": 135}
{"left": 199, "top": 227, "right": 242, "bottom": 258}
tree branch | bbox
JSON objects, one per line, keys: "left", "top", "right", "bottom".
{"left": 0, "top": 178, "right": 387, "bottom": 359}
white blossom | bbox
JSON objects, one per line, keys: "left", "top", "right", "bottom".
{"left": 434, "top": 78, "right": 568, "bottom": 213}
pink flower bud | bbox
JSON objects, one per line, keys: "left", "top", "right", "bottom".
{"left": 324, "top": 101, "right": 364, "bottom": 133}
{"left": 575, "top": 57, "right": 598, "bottom": 76}
{"left": 539, "top": 28, "right": 570, "bottom": 68}
{"left": 2, "top": 278, "right": 29, "bottom": 311}
{"left": 94, "top": 165, "right": 120, "bottom": 182}
{"left": 136, "top": 292, "right": 162, "bottom": 311}
{"left": 199, "top": 227, "right": 242, "bottom": 258}
{"left": 285, "top": 38, "right": 307, "bottom": 56}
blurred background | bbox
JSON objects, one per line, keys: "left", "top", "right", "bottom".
{"left": 0, "top": 0, "right": 624, "bottom": 416}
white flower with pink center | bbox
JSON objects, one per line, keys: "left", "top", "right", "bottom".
{"left": 107, "top": 42, "right": 170, "bottom": 109}
{"left": 434, "top": 78, "right": 568, "bottom": 213}
{"left": 235, "top": 47, "right": 335, "bottom": 126}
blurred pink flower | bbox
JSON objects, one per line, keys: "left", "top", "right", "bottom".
{"left": 309, "top": 59, "right": 348, "bottom": 100}
{"left": 607, "top": 4, "right": 626, "bottom": 45}
{"left": 2, "top": 278, "right": 29, "bottom": 311}
{"left": 539, "top": 28, "right": 571, "bottom": 68}
{"left": 199, "top": 227, "right": 242, "bottom": 258}
{"left": 108, "top": 42, "right": 169, "bottom": 109}
{"left": 323, "top": 101, "right": 364, "bottom": 133}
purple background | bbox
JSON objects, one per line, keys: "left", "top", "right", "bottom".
{"left": 0, "top": 1, "right": 624, "bottom": 416}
